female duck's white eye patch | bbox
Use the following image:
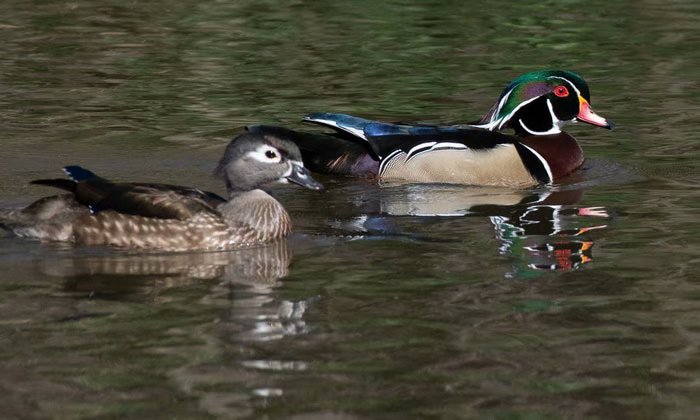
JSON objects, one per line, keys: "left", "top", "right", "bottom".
{"left": 247, "top": 145, "right": 282, "bottom": 163}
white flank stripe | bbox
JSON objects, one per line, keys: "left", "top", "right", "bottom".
{"left": 406, "top": 142, "right": 437, "bottom": 157}
{"left": 378, "top": 149, "right": 403, "bottom": 177}
{"left": 432, "top": 142, "right": 469, "bottom": 150}
{"left": 405, "top": 142, "right": 469, "bottom": 162}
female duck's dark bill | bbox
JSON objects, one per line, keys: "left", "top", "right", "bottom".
{"left": 288, "top": 163, "right": 324, "bottom": 191}
{"left": 577, "top": 97, "right": 614, "bottom": 129}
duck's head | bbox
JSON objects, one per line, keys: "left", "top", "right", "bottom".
{"left": 474, "top": 70, "right": 613, "bottom": 136}
{"left": 216, "top": 132, "right": 324, "bottom": 195}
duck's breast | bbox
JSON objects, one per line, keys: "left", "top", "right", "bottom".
{"left": 217, "top": 190, "right": 292, "bottom": 244}
{"left": 520, "top": 133, "right": 584, "bottom": 180}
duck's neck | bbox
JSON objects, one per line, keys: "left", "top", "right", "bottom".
{"left": 519, "top": 132, "right": 584, "bottom": 180}
{"left": 218, "top": 189, "right": 292, "bottom": 242}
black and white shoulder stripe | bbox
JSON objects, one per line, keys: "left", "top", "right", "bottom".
{"left": 513, "top": 142, "right": 553, "bottom": 184}
{"left": 405, "top": 142, "right": 470, "bottom": 162}
{"left": 378, "top": 142, "right": 472, "bottom": 177}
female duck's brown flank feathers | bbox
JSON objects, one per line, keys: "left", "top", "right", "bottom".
{"left": 1, "top": 136, "right": 323, "bottom": 251}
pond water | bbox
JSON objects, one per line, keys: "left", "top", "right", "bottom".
{"left": 1, "top": 0, "right": 700, "bottom": 417}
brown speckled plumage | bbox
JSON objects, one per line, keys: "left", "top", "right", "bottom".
{"left": 71, "top": 192, "right": 290, "bottom": 251}
{"left": 0, "top": 133, "right": 322, "bottom": 251}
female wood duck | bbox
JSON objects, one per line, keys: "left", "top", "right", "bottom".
{"left": 0, "top": 133, "right": 323, "bottom": 251}
{"left": 248, "top": 70, "right": 613, "bottom": 187}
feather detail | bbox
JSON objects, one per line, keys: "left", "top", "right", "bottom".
{"left": 30, "top": 179, "right": 77, "bottom": 192}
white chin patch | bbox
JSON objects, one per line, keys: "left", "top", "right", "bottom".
{"left": 247, "top": 145, "right": 282, "bottom": 163}
{"left": 278, "top": 161, "right": 300, "bottom": 183}
{"left": 282, "top": 162, "right": 294, "bottom": 178}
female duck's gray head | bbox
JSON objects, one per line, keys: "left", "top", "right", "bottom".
{"left": 473, "top": 70, "right": 614, "bottom": 136}
{"left": 215, "top": 133, "right": 323, "bottom": 195}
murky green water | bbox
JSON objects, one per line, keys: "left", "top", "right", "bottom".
{"left": 1, "top": 0, "right": 700, "bottom": 417}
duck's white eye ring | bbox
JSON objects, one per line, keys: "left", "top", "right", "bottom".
{"left": 248, "top": 145, "right": 282, "bottom": 163}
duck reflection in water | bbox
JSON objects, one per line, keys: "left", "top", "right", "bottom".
{"left": 346, "top": 182, "right": 609, "bottom": 276}
{"left": 486, "top": 196, "right": 608, "bottom": 276}
{"left": 46, "top": 240, "right": 309, "bottom": 340}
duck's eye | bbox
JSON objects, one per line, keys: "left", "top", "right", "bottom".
{"left": 248, "top": 145, "right": 282, "bottom": 163}
{"left": 554, "top": 86, "right": 569, "bottom": 97}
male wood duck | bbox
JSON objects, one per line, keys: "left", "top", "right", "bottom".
{"left": 248, "top": 70, "right": 613, "bottom": 187}
{"left": 0, "top": 133, "right": 323, "bottom": 251}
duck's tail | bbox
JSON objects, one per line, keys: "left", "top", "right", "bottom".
{"left": 29, "top": 165, "right": 101, "bottom": 193}
{"left": 0, "top": 195, "right": 84, "bottom": 241}
{"left": 246, "top": 125, "right": 379, "bottom": 178}
{"left": 1, "top": 166, "right": 101, "bottom": 240}
{"left": 30, "top": 178, "right": 76, "bottom": 192}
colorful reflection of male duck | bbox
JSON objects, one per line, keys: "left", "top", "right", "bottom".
{"left": 484, "top": 192, "right": 608, "bottom": 276}
{"left": 340, "top": 184, "right": 610, "bottom": 276}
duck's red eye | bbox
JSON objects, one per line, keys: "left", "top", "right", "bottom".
{"left": 554, "top": 86, "right": 569, "bottom": 97}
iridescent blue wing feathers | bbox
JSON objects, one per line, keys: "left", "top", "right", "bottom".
{"left": 303, "top": 112, "right": 374, "bottom": 140}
